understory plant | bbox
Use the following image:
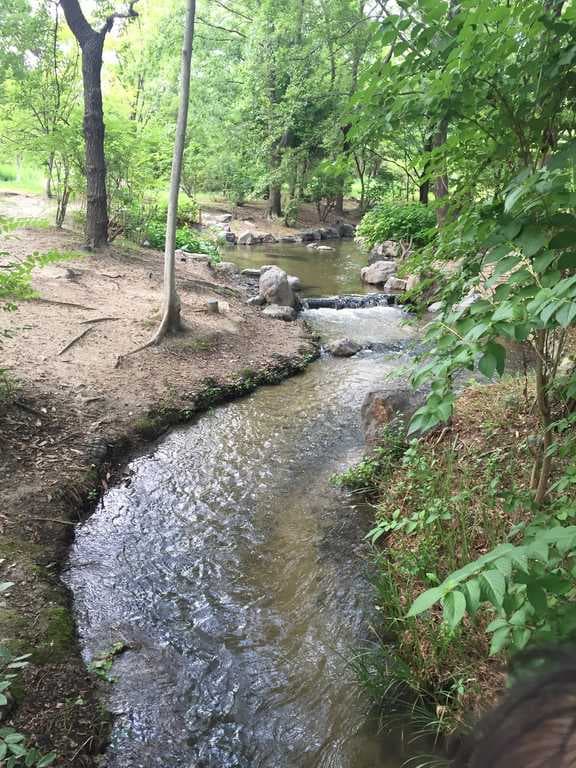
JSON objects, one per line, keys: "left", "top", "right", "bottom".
{"left": 356, "top": 201, "right": 436, "bottom": 249}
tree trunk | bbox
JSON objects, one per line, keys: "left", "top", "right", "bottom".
{"left": 45, "top": 153, "right": 54, "bottom": 199}
{"left": 60, "top": 0, "right": 139, "bottom": 248}
{"left": 269, "top": 185, "right": 282, "bottom": 217}
{"left": 152, "top": 0, "right": 196, "bottom": 340}
{"left": 334, "top": 191, "right": 344, "bottom": 217}
{"left": 419, "top": 136, "right": 432, "bottom": 205}
{"left": 433, "top": 117, "right": 449, "bottom": 225}
{"left": 81, "top": 33, "right": 108, "bottom": 247}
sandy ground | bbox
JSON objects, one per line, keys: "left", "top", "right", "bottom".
{"left": 0, "top": 220, "right": 315, "bottom": 766}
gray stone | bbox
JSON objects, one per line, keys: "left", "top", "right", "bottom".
{"left": 457, "top": 291, "right": 481, "bottom": 312}
{"left": 361, "top": 388, "right": 425, "bottom": 446}
{"left": 360, "top": 260, "right": 397, "bottom": 285}
{"left": 214, "top": 261, "right": 241, "bottom": 277}
{"left": 370, "top": 240, "right": 399, "bottom": 262}
{"left": 384, "top": 276, "right": 408, "bottom": 291}
{"left": 428, "top": 301, "right": 443, "bottom": 313}
{"left": 259, "top": 265, "right": 297, "bottom": 307}
{"left": 262, "top": 304, "right": 297, "bottom": 321}
{"left": 406, "top": 275, "right": 420, "bottom": 292}
{"left": 238, "top": 231, "right": 262, "bottom": 245}
{"left": 261, "top": 233, "right": 278, "bottom": 243}
{"left": 299, "top": 229, "right": 322, "bottom": 242}
{"left": 216, "top": 213, "right": 233, "bottom": 223}
{"left": 287, "top": 275, "right": 302, "bottom": 291}
{"left": 323, "top": 227, "right": 340, "bottom": 239}
{"left": 316, "top": 245, "right": 334, "bottom": 252}
{"left": 175, "top": 249, "right": 211, "bottom": 264}
{"left": 306, "top": 242, "right": 318, "bottom": 249}
{"left": 224, "top": 231, "right": 237, "bottom": 245}
{"left": 337, "top": 222, "right": 355, "bottom": 238}
{"left": 328, "top": 338, "right": 362, "bottom": 357}
{"left": 247, "top": 295, "right": 266, "bottom": 306}
{"left": 241, "top": 268, "right": 262, "bottom": 278}
{"left": 279, "top": 236, "right": 297, "bottom": 243}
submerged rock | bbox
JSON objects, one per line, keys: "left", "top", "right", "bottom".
{"left": 261, "top": 233, "right": 278, "bottom": 243}
{"left": 328, "top": 338, "right": 362, "bottom": 357}
{"left": 299, "top": 229, "right": 322, "bottom": 242}
{"left": 337, "top": 223, "right": 355, "bottom": 238}
{"left": 259, "top": 265, "right": 297, "bottom": 307}
{"left": 316, "top": 245, "right": 334, "bottom": 252}
{"left": 262, "top": 304, "right": 297, "bottom": 321}
{"left": 360, "top": 260, "right": 396, "bottom": 285}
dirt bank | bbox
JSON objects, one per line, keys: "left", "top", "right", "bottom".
{"left": 0, "top": 224, "right": 317, "bottom": 765}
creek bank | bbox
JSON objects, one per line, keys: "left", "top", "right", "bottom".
{"left": 349, "top": 377, "right": 542, "bottom": 733}
{"left": 0, "top": 224, "right": 318, "bottom": 766}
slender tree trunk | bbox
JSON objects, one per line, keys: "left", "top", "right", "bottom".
{"left": 269, "top": 146, "right": 282, "bottom": 217}
{"left": 152, "top": 0, "right": 196, "bottom": 340}
{"left": 45, "top": 152, "right": 54, "bottom": 199}
{"left": 419, "top": 136, "right": 433, "bottom": 205}
{"left": 433, "top": 117, "right": 449, "bottom": 225}
{"left": 334, "top": 192, "right": 344, "bottom": 217}
{"left": 81, "top": 33, "right": 108, "bottom": 247}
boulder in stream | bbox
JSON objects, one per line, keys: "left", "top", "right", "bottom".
{"left": 369, "top": 241, "right": 399, "bottom": 262}
{"left": 360, "top": 260, "right": 396, "bottom": 285}
{"left": 238, "top": 231, "right": 262, "bottom": 245}
{"left": 287, "top": 275, "right": 302, "bottom": 292}
{"left": 328, "top": 338, "right": 362, "bottom": 357}
{"left": 259, "top": 265, "right": 297, "bottom": 307}
{"left": 361, "top": 388, "right": 425, "bottom": 446}
{"left": 214, "top": 261, "right": 241, "bottom": 277}
{"left": 262, "top": 304, "right": 297, "bottom": 321}
{"left": 337, "top": 223, "right": 355, "bottom": 238}
{"left": 384, "top": 276, "right": 407, "bottom": 292}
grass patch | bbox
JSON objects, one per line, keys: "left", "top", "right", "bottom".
{"left": 357, "top": 377, "right": 541, "bottom": 736}
{"left": 0, "top": 163, "right": 45, "bottom": 196}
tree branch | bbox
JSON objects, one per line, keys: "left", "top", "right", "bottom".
{"left": 101, "top": 0, "right": 141, "bottom": 35}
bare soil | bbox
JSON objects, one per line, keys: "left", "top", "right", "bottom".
{"left": 0, "top": 222, "right": 316, "bottom": 765}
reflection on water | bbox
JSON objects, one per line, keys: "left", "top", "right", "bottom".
{"left": 65, "top": 308, "right": 418, "bottom": 768}
{"left": 228, "top": 240, "right": 371, "bottom": 297}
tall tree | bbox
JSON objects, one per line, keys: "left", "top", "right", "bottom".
{"left": 59, "top": 0, "right": 139, "bottom": 248}
{"left": 150, "top": 0, "right": 196, "bottom": 341}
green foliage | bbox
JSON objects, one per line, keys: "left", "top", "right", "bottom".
{"left": 332, "top": 426, "right": 406, "bottom": 494}
{"left": 357, "top": 202, "right": 436, "bottom": 249}
{"left": 144, "top": 219, "right": 220, "bottom": 262}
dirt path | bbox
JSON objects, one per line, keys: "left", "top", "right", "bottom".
{"left": 0, "top": 224, "right": 315, "bottom": 766}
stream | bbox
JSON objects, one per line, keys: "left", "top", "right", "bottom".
{"left": 65, "top": 243, "right": 421, "bottom": 768}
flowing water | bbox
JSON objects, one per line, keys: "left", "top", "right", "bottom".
{"left": 65, "top": 243, "right": 421, "bottom": 768}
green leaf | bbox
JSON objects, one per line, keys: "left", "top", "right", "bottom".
{"left": 407, "top": 586, "right": 444, "bottom": 617}
{"left": 527, "top": 583, "right": 548, "bottom": 614}
{"left": 478, "top": 351, "right": 497, "bottom": 378}
{"left": 482, "top": 570, "right": 506, "bottom": 608}
{"left": 550, "top": 231, "right": 576, "bottom": 250}
{"left": 534, "top": 252, "right": 557, "bottom": 273}
{"left": 443, "top": 590, "right": 467, "bottom": 629}
{"left": 464, "top": 579, "right": 481, "bottom": 613}
{"left": 490, "top": 625, "right": 510, "bottom": 655}
{"left": 516, "top": 225, "right": 549, "bottom": 257}
{"left": 556, "top": 302, "right": 576, "bottom": 328}
{"left": 37, "top": 753, "right": 57, "bottom": 767}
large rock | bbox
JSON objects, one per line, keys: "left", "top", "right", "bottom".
{"left": 238, "top": 231, "right": 262, "bottom": 245}
{"left": 299, "top": 229, "right": 322, "bottom": 242}
{"left": 337, "top": 222, "right": 355, "bottom": 238}
{"left": 224, "top": 231, "right": 237, "bottom": 245}
{"left": 287, "top": 275, "right": 302, "bottom": 292}
{"left": 361, "top": 388, "right": 424, "bottom": 446}
{"left": 328, "top": 338, "right": 362, "bottom": 357}
{"left": 317, "top": 245, "right": 334, "bottom": 252}
{"left": 384, "top": 276, "right": 408, "bottom": 292}
{"left": 369, "top": 241, "right": 399, "bottom": 262}
{"left": 279, "top": 236, "right": 297, "bottom": 243}
{"left": 406, "top": 275, "right": 420, "bottom": 292}
{"left": 175, "top": 249, "right": 211, "bottom": 265}
{"left": 214, "top": 261, "right": 241, "bottom": 277}
{"left": 360, "top": 260, "right": 396, "bottom": 285}
{"left": 323, "top": 227, "right": 340, "bottom": 240}
{"left": 246, "top": 294, "right": 266, "bottom": 306}
{"left": 262, "top": 304, "right": 297, "bottom": 321}
{"left": 259, "top": 265, "right": 297, "bottom": 307}
{"left": 262, "top": 232, "right": 278, "bottom": 243}
{"left": 241, "top": 268, "right": 262, "bottom": 278}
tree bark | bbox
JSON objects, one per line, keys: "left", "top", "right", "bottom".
{"left": 334, "top": 192, "right": 344, "bottom": 217}
{"left": 433, "top": 116, "right": 449, "bottom": 225}
{"left": 152, "top": 0, "right": 196, "bottom": 340}
{"left": 60, "top": 0, "right": 139, "bottom": 248}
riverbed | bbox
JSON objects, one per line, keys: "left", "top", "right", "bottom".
{"left": 64, "top": 243, "right": 420, "bottom": 767}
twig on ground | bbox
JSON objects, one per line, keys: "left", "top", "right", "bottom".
{"left": 58, "top": 327, "right": 93, "bottom": 356}
{"left": 29, "top": 298, "right": 97, "bottom": 310}
{"left": 79, "top": 317, "right": 120, "bottom": 325}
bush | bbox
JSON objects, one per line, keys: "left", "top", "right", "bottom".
{"left": 144, "top": 220, "right": 220, "bottom": 263}
{"left": 0, "top": 165, "right": 16, "bottom": 183}
{"left": 357, "top": 201, "right": 436, "bottom": 249}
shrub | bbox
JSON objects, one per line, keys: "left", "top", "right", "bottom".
{"left": 0, "top": 165, "right": 16, "bottom": 183}
{"left": 144, "top": 220, "right": 220, "bottom": 262}
{"left": 357, "top": 201, "right": 436, "bottom": 249}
